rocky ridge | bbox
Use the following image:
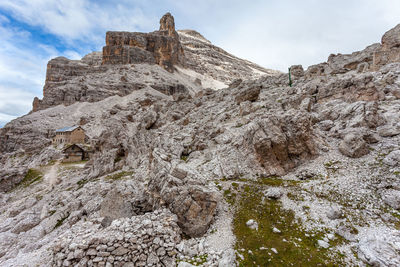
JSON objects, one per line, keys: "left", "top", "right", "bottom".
{"left": 0, "top": 15, "right": 400, "bottom": 267}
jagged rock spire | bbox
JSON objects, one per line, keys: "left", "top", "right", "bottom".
{"left": 159, "top": 12, "right": 176, "bottom": 36}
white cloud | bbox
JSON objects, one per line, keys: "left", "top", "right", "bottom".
{"left": 0, "top": 0, "right": 153, "bottom": 45}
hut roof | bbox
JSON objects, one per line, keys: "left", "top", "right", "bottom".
{"left": 63, "top": 144, "right": 85, "bottom": 153}
{"left": 56, "top": 126, "right": 81, "bottom": 133}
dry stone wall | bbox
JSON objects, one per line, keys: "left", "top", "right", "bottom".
{"left": 52, "top": 209, "right": 181, "bottom": 267}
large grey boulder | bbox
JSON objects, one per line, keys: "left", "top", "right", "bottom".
{"left": 339, "top": 133, "right": 369, "bottom": 158}
{"left": 99, "top": 189, "right": 135, "bottom": 225}
{"left": 383, "top": 150, "right": 400, "bottom": 166}
{"left": 382, "top": 190, "right": 400, "bottom": 210}
{"left": 167, "top": 186, "right": 218, "bottom": 237}
{"left": 235, "top": 86, "right": 261, "bottom": 104}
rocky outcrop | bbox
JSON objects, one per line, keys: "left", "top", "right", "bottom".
{"left": 102, "top": 13, "right": 185, "bottom": 72}
{"left": 373, "top": 24, "right": 400, "bottom": 70}
{"left": 304, "top": 24, "right": 400, "bottom": 77}
{"left": 250, "top": 111, "right": 319, "bottom": 176}
{"left": 305, "top": 44, "right": 381, "bottom": 77}
{"left": 382, "top": 24, "right": 400, "bottom": 51}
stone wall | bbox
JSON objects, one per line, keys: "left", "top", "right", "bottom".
{"left": 52, "top": 209, "right": 181, "bottom": 267}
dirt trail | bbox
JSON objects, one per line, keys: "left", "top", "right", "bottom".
{"left": 44, "top": 160, "right": 60, "bottom": 187}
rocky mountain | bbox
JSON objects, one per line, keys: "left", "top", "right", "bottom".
{"left": 31, "top": 13, "right": 277, "bottom": 113}
{"left": 0, "top": 13, "right": 400, "bottom": 267}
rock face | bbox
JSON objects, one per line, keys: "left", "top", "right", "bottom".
{"left": 373, "top": 24, "right": 400, "bottom": 70}
{"left": 102, "top": 13, "right": 185, "bottom": 72}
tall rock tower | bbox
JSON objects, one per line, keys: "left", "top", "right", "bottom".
{"left": 102, "top": 12, "right": 185, "bottom": 72}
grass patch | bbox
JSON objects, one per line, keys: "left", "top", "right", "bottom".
{"left": 17, "top": 169, "right": 43, "bottom": 188}
{"left": 77, "top": 178, "right": 89, "bottom": 189}
{"left": 233, "top": 185, "right": 344, "bottom": 266}
{"left": 324, "top": 160, "right": 341, "bottom": 174}
{"left": 105, "top": 171, "right": 134, "bottom": 181}
{"left": 214, "top": 181, "right": 222, "bottom": 191}
{"left": 221, "top": 176, "right": 299, "bottom": 187}
{"left": 224, "top": 189, "right": 237, "bottom": 206}
{"left": 54, "top": 213, "right": 69, "bottom": 229}
{"left": 61, "top": 160, "right": 88, "bottom": 166}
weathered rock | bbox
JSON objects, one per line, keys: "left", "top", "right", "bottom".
{"left": 167, "top": 186, "right": 218, "bottom": 237}
{"left": 264, "top": 188, "right": 283, "bottom": 199}
{"left": 381, "top": 24, "right": 400, "bottom": 51}
{"left": 235, "top": 86, "right": 261, "bottom": 104}
{"left": 251, "top": 111, "right": 319, "bottom": 176}
{"left": 246, "top": 219, "right": 258, "bottom": 230}
{"left": 373, "top": 24, "right": 400, "bottom": 70}
{"left": 102, "top": 13, "right": 184, "bottom": 72}
{"left": 339, "top": 133, "right": 369, "bottom": 158}
{"left": 99, "top": 189, "right": 135, "bottom": 225}
{"left": 11, "top": 213, "right": 41, "bottom": 234}
{"left": 382, "top": 190, "right": 400, "bottom": 210}
{"left": 377, "top": 124, "right": 400, "bottom": 137}
{"left": 326, "top": 206, "right": 343, "bottom": 220}
{"left": 290, "top": 65, "right": 304, "bottom": 77}
{"left": 383, "top": 150, "right": 400, "bottom": 166}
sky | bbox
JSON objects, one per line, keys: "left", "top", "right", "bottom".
{"left": 0, "top": 0, "right": 399, "bottom": 127}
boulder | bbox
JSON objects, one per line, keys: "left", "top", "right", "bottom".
{"left": 99, "top": 189, "right": 135, "bottom": 224}
{"left": 167, "top": 186, "right": 218, "bottom": 237}
{"left": 246, "top": 219, "right": 258, "bottom": 230}
{"left": 382, "top": 190, "right": 400, "bottom": 210}
{"left": 339, "top": 133, "right": 369, "bottom": 158}
{"left": 264, "top": 188, "right": 283, "bottom": 199}
{"left": 235, "top": 86, "right": 261, "bottom": 104}
{"left": 290, "top": 65, "right": 304, "bottom": 77}
{"left": 326, "top": 206, "right": 343, "bottom": 220}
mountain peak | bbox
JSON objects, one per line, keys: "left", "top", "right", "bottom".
{"left": 159, "top": 12, "right": 176, "bottom": 35}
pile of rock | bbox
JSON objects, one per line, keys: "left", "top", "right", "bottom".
{"left": 52, "top": 209, "right": 181, "bottom": 267}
